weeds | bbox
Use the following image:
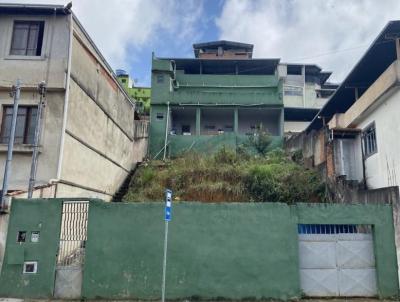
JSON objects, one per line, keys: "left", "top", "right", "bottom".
{"left": 124, "top": 147, "right": 325, "bottom": 203}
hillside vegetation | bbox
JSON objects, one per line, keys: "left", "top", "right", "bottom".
{"left": 124, "top": 147, "right": 325, "bottom": 203}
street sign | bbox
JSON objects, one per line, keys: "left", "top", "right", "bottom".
{"left": 165, "top": 189, "right": 172, "bottom": 221}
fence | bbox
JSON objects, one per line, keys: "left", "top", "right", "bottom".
{"left": 0, "top": 199, "right": 398, "bottom": 299}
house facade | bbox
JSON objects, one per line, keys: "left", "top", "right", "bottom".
{"left": 149, "top": 40, "right": 336, "bottom": 158}
{"left": 116, "top": 69, "right": 151, "bottom": 115}
{"left": 289, "top": 20, "right": 400, "bottom": 193}
{"left": 0, "top": 3, "right": 148, "bottom": 202}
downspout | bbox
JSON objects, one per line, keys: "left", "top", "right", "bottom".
{"left": 56, "top": 12, "right": 73, "bottom": 180}
{"left": 163, "top": 102, "right": 170, "bottom": 160}
{"left": 360, "top": 134, "right": 367, "bottom": 190}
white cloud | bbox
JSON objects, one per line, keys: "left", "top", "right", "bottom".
{"left": 216, "top": 0, "right": 400, "bottom": 82}
{"left": 1, "top": 0, "right": 204, "bottom": 76}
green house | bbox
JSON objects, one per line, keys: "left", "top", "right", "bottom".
{"left": 150, "top": 41, "right": 284, "bottom": 158}
{"left": 149, "top": 41, "right": 336, "bottom": 158}
{"left": 116, "top": 70, "right": 151, "bottom": 115}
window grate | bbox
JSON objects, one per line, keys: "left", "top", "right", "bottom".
{"left": 298, "top": 224, "right": 372, "bottom": 234}
{"left": 362, "top": 123, "right": 377, "bottom": 158}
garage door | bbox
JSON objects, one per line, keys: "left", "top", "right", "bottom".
{"left": 298, "top": 224, "right": 377, "bottom": 297}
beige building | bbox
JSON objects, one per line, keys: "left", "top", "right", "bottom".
{"left": 0, "top": 3, "right": 148, "bottom": 201}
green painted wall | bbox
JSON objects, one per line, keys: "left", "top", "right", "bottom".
{"left": 0, "top": 199, "right": 63, "bottom": 298}
{"left": 82, "top": 201, "right": 399, "bottom": 300}
{"left": 168, "top": 133, "right": 283, "bottom": 157}
{"left": 1, "top": 200, "right": 397, "bottom": 300}
{"left": 149, "top": 104, "right": 168, "bottom": 158}
{"left": 117, "top": 75, "right": 151, "bottom": 114}
{"left": 82, "top": 201, "right": 300, "bottom": 300}
{"left": 149, "top": 58, "right": 284, "bottom": 157}
{"left": 151, "top": 59, "right": 282, "bottom": 107}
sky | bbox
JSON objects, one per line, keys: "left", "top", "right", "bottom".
{"left": 3, "top": 0, "right": 400, "bottom": 86}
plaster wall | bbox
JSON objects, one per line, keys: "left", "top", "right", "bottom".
{"left": 56, "top": 21, "right": 144, "bottom": 198}
{"left": 357, "top": 88, "right": 400, "bottom": 190}
{"left": 0, "top": 14, "right": 69, "bottom": 89}
{"left": 238, "top": 108, "right": 281, "bottom": 135}
{"left": 0, "top": 91, "right": 64, "bottom": 191}
{"left": 284, "top": 121, "right": 310, "bottom": 133}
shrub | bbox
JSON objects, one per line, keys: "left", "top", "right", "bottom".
{"left": 244, "top": 160, "right": 325, "bottom": 203}
{"left": 247, "top": 124, "right": 272, "bottom": 156}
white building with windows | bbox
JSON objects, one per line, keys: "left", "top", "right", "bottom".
{"left": 304, "top": 20, "right": 400, "bottom": 192}
{"left": 0, "top": 3, "right": 148, "bottom": 201}
{"left": 279, "top": 63, "right": 338, "bottom": 133}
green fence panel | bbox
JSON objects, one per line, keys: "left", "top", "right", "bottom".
{"left": 82, "top": 201, "right": 300, "bottom": 300}
{"left": 0, "top": 199, "right": 63, "bottom": 298}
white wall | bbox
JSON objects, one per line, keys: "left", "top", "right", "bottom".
{"left": 357, "top": 89, "right": 400, "bottom": 189}
{"left": 284, "top": 121, "right": 310, "bottom": 133}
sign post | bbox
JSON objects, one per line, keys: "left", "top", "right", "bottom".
{"left": 161, "top": 189, "right": 172, "bottom": 302}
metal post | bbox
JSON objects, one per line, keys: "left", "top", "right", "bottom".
{"left": 161, "top": 219, "right": 169, "bottom": 302}
{"left": 28, "top": 82, "right": 46, "bottom": 198}
{"left": 163, "top": 102, "right": 170, "bottom": 160}
{"left": 0, "top": 79, "right": 21, "bottom": 210}
{"left": 161, "top": 189, "right": 172, "bottom": 302}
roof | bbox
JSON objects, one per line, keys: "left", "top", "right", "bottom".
{"left": 0, "top": 3, "right": 70, "bottom": 15}
{"left": 193, "top": 40, "right": 254, "bottom": 58}
{"left": 307, "top": 20, "right": 400, "bottom": 132}
{"left": 157, "top": 58, "right": 280, "bottom": 75}
{"left": 193, "top": 40, "right": 254, "bottom": 50}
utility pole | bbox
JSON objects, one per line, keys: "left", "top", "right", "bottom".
{"left": 0, "top": 79, "right": 21, "bottom": 211}
{"left": 28, "top": 82, "right": 46, "bottom": 198}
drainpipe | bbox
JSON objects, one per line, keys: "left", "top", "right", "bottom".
{"left": 56, "top": 12, "right": 73, "bottom": 180}
{"left": 163, "top": 102, "right": 170, "bottom": 160}
{"left": 0, "top": 80, "right": 20, "bottom": 211}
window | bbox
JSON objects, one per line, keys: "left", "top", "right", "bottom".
{"left": 23, "top": 261, "right": 38, "bottom": 274}
{"left": 362, "top": 123, "right": 377, "bottom": 158}
{"left": 10, "top": 21, "right": 45, "bottom": 56}
{"left": 287, "top": 65, "right": 303, "bottom": 75}
{"left": 182, "top": 125, "right": 191, "bottom": 134}
{"left": 156, "top": 112, "right": 164, "bottom": 120}
{"left": 0, "top": 106, "right": 38, "bottom": 144}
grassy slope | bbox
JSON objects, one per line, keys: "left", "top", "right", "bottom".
{"left": 124, "top": 148, "right": 325, "bottom": 203}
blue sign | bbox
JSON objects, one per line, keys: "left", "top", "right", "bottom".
{"left": 165, "top": 189, "right": 172, "bottom": 221}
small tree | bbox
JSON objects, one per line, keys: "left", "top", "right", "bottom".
{"left": 247, "top": 124, "right": 272, "bottom": 156}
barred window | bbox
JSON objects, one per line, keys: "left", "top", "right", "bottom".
{"left": 0, "top": 106, "right": 37, "bottom": 144}
{"left": 10, "top": 21, "right": 45, "bottom": 56}
{"left": 362, "top": 123, "right": 377, "bottom": 158}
